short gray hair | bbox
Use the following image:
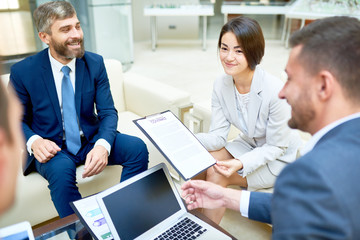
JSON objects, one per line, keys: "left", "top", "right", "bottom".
{"left": 33, "top": 1, "right": 76, "bottom": 34}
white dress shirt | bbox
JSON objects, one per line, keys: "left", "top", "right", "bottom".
{"left": 26, "top": 50, "right": 111, "bottom": 155}
{"left": 239, "top": 112, "right": 360, "bottom": 218}
{"left": 234, "top": 85, "right": 249, "bottom": 134}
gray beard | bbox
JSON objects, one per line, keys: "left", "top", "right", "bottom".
{"left": 52, "top": 39, "right": 85, "bottom": 60}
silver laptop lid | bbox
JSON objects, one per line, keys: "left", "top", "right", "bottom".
{"left": 96, "top": 163, "right": 187, "bottom": 240}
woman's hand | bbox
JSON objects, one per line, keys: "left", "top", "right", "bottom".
{"left": 214, "top": 158, "right": 243, "bottom": 178}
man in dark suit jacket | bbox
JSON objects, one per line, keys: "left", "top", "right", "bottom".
{"left": 182, "top": 16, "right": 360, "bottom": 239}
{"left": 10, "top": 1, "right": 148, "bottom": 218}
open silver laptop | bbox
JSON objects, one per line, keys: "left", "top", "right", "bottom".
{"left": 96, "top": 163, "right": 232, "bottom": 240}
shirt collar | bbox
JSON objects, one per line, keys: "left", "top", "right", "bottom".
{"left": 48, "top": 49, "right": 76, "bottom": 73}
{"left": 301, "top": 112, "right": 360, "bottom": 155}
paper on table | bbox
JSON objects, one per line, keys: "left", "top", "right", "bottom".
{"left": 134, "top": 111, "right": 216, "bottom": 180}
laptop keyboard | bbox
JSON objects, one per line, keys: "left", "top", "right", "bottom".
{"left": 153, "top": 217, "right": 208, "bottom": 240}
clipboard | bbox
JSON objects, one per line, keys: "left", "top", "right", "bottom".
{"left": 133, "top": 110, "right": 216, "bottom": 180}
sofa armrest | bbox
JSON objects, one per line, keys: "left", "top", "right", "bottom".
{"left": 191, "top": 100, "right": 240, "bottom": 140}
{"left": 123, "top": 72, "right": 192, "bottom": 119}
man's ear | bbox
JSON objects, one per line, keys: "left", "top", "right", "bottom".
{"left": 316, "top": 70, "right": 335, "bottom": 102}
{"left": 38, "top": 32, "right": 50, "bottom": 45}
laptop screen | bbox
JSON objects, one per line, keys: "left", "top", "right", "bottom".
{"left": 102, "top": 168, "right": 181, "bottom": 240}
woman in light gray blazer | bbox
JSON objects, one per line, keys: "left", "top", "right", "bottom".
{"left": 195, "top": 16, "right": 302, "bottom": 224}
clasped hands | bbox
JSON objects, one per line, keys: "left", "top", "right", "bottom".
{"left": 32, "top": 138, "right": 108, "bottom": 178}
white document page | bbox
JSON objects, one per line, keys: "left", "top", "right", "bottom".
{"left": 135, "top": 111, "right": 216, "bottom": 179}
{"left": 71, "top": 195, "right": 113, "bottom": 240}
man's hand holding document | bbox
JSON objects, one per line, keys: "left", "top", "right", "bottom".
{"left": 134, "top": 110, "right": 215, "bottom": 180}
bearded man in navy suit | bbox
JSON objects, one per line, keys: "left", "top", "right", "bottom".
{"left": 182, "top": 16, "right": 360, "bottom": 239}
{"left": 10, "top": 1, "right": 148, "bottom": 218}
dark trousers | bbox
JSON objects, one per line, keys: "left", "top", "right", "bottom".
{"left": 35, "top": 133, "right": 149, "bottom": 218}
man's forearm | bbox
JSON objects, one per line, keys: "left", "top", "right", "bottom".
{"left": 223, "top": 187, "right": 242, "bottom": 212}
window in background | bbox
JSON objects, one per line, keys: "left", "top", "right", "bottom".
{"left": 0, "top": 0, "right": 19, "bottom": 10}
{"left": 0, "top": 0, "right": 36, "bottom": 74}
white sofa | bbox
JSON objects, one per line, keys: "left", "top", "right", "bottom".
{"left": 0, "top": 59, "right": 191, "bottom": 227}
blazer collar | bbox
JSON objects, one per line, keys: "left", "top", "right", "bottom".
{"left": 75, "top": 58, "right": 85, "bottom": 115}
{"left": 41, "top": 49, "right": 62, "bottom": 126}
{"left": 222, "top": 74, "right": 239, "bottom": 127}
{"left": 222, "top": 68, "right": 264, "bottom": 137}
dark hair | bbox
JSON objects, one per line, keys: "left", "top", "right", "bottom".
{"left": 218, "top": 16, "right": 265, "bottom": 70}
{"left": 33, "top": 1, "right": 76, "bottom": 34}
{"left": 0, "top": 79, "right": 12, "bottom": 143}
{"left": 290, "top": 16, "right": 360, "bottom": 103}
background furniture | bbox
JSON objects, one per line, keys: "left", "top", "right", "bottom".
{"left": 221, "top": 0, "right": 291, "bottom": 23}
{"left": 283, "top": 0, "right": 360, "bottom": 47}
{"left": 0, "top": 59, "right": 191, "bottom": 227}
{"left": 144, "top": 3, "right": 214, "bottom": 51}
{"left": 221, "top": 0, "right": 292, "bottom": 42}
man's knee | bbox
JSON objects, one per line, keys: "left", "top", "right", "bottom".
{"left": 37, "top": 154, "right": 77, "bottom": 183}
{"left": 135, "top": 138, "right": 148, "bottom": 157}
{"left": 125, "top": 136, "right": 148, "bottom": 160}
{"left": 111, "top": 134, "right": 149, "bottom": 166}
{"left": 131, "top": 137, "right": 149, "bottom": 168}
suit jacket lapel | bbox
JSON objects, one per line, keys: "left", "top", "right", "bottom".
{"left": 75, "top": 58, "right": 84, "bottom": 117}
{"left": 41, "top": 50, "right": 62, "bottom": 126}
{"left": 222, "top": 75, "right": 239, "bottom": 126}
{"left": 247, "top": 67, "right": 263, "bottom": 138}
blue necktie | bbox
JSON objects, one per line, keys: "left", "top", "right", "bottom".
{"left": 61, "top": 66, "right": 81, "bottom": 155}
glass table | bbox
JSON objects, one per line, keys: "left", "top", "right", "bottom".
{"left": 33, "top": 214, "right": 91, "bottom": 240}
{"left": 33, "top": 211, "right": 236, "bottom": 240}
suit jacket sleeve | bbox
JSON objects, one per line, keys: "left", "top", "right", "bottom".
{"left": 9, "top": 67, "right": 38, "bottom": 142}
{"left": 248, "top": 191, "right": 272, "bottom": 224}
{"left": 86, "top": 55, "right": 118, "bottom": 146}
{"left": 271, "top": 157, "right": 350, "bottom": 239}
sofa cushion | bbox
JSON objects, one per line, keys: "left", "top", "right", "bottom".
{"left": 104, "top": 59, "right": 126, "bottom": 112}
{"left": 123, "top": 72, "right": 191, "bottom": 118}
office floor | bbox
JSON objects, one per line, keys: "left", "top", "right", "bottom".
{"left": 126, "top": 14, "right": 291, "bottom": 239}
